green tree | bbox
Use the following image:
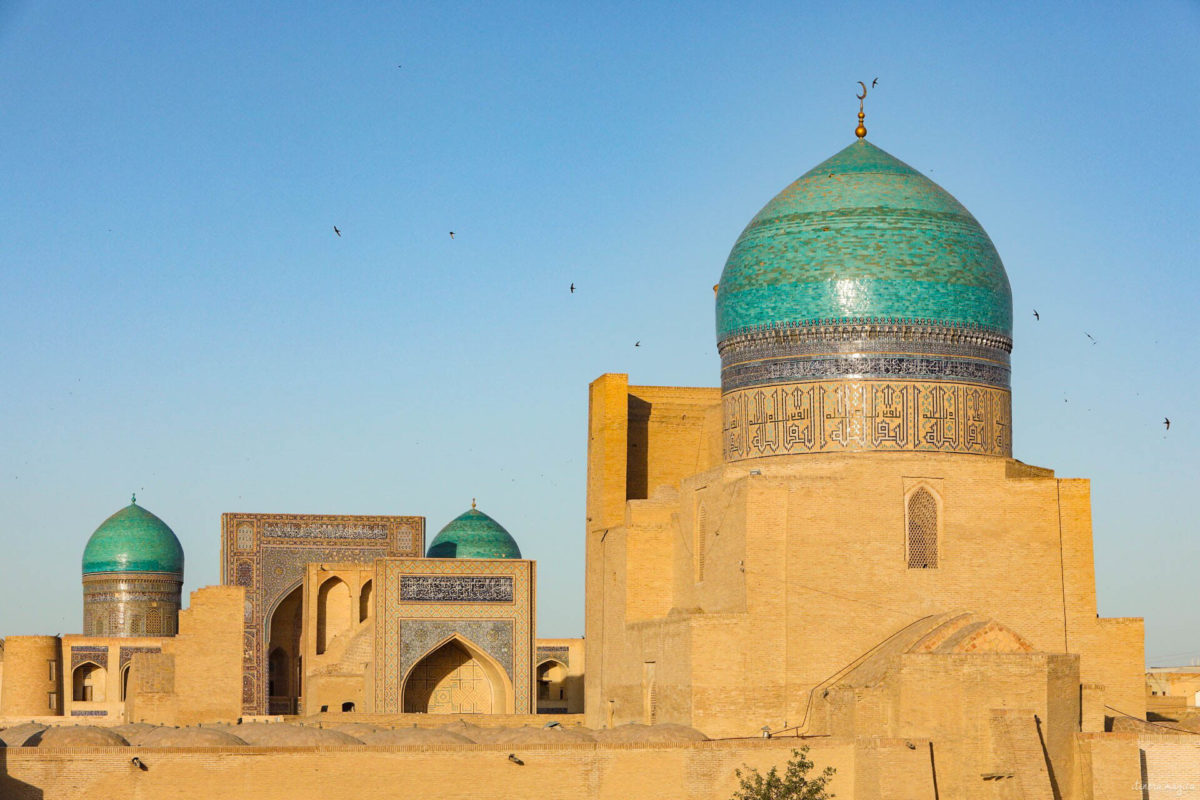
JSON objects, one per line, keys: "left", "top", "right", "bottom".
{"left": 732, "top": 746, "right": 836, "bottom": 800}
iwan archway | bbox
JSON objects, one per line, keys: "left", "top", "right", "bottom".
{"left": 401, "top": 635, "right": 513, "bottom": 714}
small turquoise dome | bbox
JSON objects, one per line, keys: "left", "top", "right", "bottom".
{"left": 82, "top": 500, "right": 185, "bottom": 575}
{"left": 716, "top": 139, "right": 1012, "bottom": 342}
{"left": 427, "top": 507, "right": 522, "bottom": 560}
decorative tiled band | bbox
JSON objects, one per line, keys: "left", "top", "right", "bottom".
{"left": 718, "top": 318, "right": 1012, "bottom": 351}
{"left": 400, "top": 575, "right": 514, "bottom": 603}
{"left": 722, "top": 380, "right": 1011, "bottom": 460}
{"left": 719, "top": 320, "right": 1012, "bottom": 393}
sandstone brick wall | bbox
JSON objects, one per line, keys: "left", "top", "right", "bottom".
{"left": 0, "top": 636, "right": 61, "bottom": 717}
{"left": 1138, "top": 735, "right": 1200, "bottom": 800}
{"left": 125, "top": 586, "right": 244, "bottom": 725}
{"left": 0, "top": 736, "right": 935, "bottom": 800}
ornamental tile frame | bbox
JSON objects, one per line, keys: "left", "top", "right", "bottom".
{"left": 221, "top": 513, "right": 424, "bottom": 715}
{"left": 373, "top": 557, "right": 535, "bottom": 714}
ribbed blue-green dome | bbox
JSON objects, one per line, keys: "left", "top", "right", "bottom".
{"left": 82, "top": 501, "right": 185, "bottom": 575}
{"left": 427, "top": 507, "right": 522, "bottom": 559}
{"left": 716, "top": 139, "right": 1012, "bottom": 342}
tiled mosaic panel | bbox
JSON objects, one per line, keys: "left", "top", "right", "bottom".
{"left": 536, "top": 645, "right": 570, "bottom": 668}
{"left": 374, "top": 558, "right": 533, "bottom": 714}
{"left": 261, "top": 520, "right": 391, "bottom": 540}
{"left": 400, "top": 575, "right": 513, "bottom": 602}
{"left": 397, "top": 619, "right": 514, "bottom": 683}
{"left": 723, "top": 380, "right": 1011, "bottom": 460}
{"left": 119, "top": 646, "right": 162, "bottom": 669}
{"left": 70, "top": 646, "right": 108, "bottom": 670}
{"left": 220, "top": 513, "right": 424, "bottom": 714}
{"left": 82, "top": 574, "right": 181, "bottom": 638}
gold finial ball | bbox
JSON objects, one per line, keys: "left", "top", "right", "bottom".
{"left": 855, "top": 111, "right": 867, "bottom": 139}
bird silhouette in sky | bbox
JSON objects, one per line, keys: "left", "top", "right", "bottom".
{"left": 449, "top": 231, "right": 455, "bottom": 239}
{"left": 1033, "top": 309, "right": 1040, "bottom": 321}
{"left": 570, "top": 283, "right": 575, "bottom": 293}
{"left": 333, "top": 226, "right": 341, "bottom": 237}
{"left": 635, "top": 341, "right": 641, "bottom": 347}
{"left": 1084, "top": 332, "right": 1097, "bottom": 344}
{"left": 872, "top": 77, "right": 878, "bottom": 88}
{"left": 1164, "top": 417, "right": 1171, "bottom": 431}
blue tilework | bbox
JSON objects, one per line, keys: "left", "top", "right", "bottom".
{"left": 427, "top": 508, "right": 522, "bottom": 559}
{"left": 716, "top": 139, "right": 1012, "bottom": 340}
{"left": 82, "top": 502, "right": 184, "bottom": 575}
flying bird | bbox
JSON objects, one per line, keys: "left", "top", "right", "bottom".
{"left": 872, "top": 77, "right": 878, "bottom": 88}
{"left": 634, "top": 341, "right": 641, "bottom": 347}
{"left": 449, "top": 231, "right": 455, "bottom": 239}
{"left": 131, "top": 757, "right": 148, "bottom": 771}
{"left": 1033, "top": 309, "right": 1039, "bottom": 321}
{"left": 1084, "top": 332, "right": 1096, "bottom": 344}
{"left": 570, "top": 283, "right": 575, "bottom": 293}
{"left": 333, "top": 226, "right": 341, "bottom": 237}
{"left": 508, "top": 753, "right": 524, "bottom": 766}
{"left": 1164, "top": 417, "right": 1170, "bottom": 431}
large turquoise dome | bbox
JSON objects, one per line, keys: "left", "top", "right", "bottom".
{"left": 82, "top": 501, "right": 185, "bottom": 575}
{"left": 427, "top": 507, "right": 522, "bottom": 560}
{"left": 716, "top": 139, "right": 1012, "bottom": 342}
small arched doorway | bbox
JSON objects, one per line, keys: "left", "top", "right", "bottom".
{"left": 402, "top": 638, "right": 508, "bottom": 714}
{"left": 536, "top": 659, "right": 568, "bottom": 703}
{"left": 72, "top": 662, "right": 106, "bottom": 703}
{"left": 121, "top": 665, "right": 131, "bottom": 701}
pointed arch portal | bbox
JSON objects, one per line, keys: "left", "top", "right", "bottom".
{"left": 401, "top": 636, "right": 511, "bottom": 714}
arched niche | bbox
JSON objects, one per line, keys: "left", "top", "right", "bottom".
{"left": 72, "top": 662, "right": 106, "bottom": 703}
{"left": 401, "top": 636, "right": 512, "bottom": 714}
{"left": 536, "top": 659, "right": 568, "bottom": 702}
{"left": 266, "top": 583, "right": 303, "bottom": 714}
{"left": 359, "top": 580, "right": 373, "bottom": 623}
{"left": 316, "top": 577, "right": 352, "bottom": 655}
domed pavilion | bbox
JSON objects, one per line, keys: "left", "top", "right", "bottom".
{"left": 716, "top": 137, "right": 1013, "bottom": 460}
{"left": 81, "top": 496, "right": 185, "bottom": 636}
{"left": 427, "top": 503, "right": 522, "bottom": 560}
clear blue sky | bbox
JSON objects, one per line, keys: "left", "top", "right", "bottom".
{"left": 1, "top": 2, "right": 1196, "bottom": 665}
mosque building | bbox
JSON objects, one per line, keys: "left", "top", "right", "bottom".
{"left": 583, "top": 123, "right": 1147, "bottom": 791}
{"left": 0, "top": 105, "right": 1194, "bottom": 799}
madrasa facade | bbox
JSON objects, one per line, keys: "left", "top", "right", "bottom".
{"left": 1, "top": 114, "right": 1193, "bottom": 800}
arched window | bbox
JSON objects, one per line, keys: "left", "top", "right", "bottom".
{"left": 359, "top": 580, "right": 373, "bottom": 623}
{"left": 146, "top": 609, "right": 162, "bottom": 636}
{"left": 907, "top": 487, "right": 939, "bottom": 569}
{"left": 121, "top": 665, "right": 131, "bottom": 700}
{"left": 341, "top": 701, "right": 355, "bottom": 712}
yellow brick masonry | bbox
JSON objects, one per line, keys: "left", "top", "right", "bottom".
{"left": 0, "top": 736, "right": 936, "bottom": 800}
{"left": 125, "top": 586, "right": 244, "bottom": 726}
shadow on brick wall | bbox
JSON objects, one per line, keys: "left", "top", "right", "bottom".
{"left": 0, "top": 750, "right": 44, "bottom": 800}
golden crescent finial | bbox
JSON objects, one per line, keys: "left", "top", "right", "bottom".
{"left": 855, "top": 81, "right": 868, "bottom": 139}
